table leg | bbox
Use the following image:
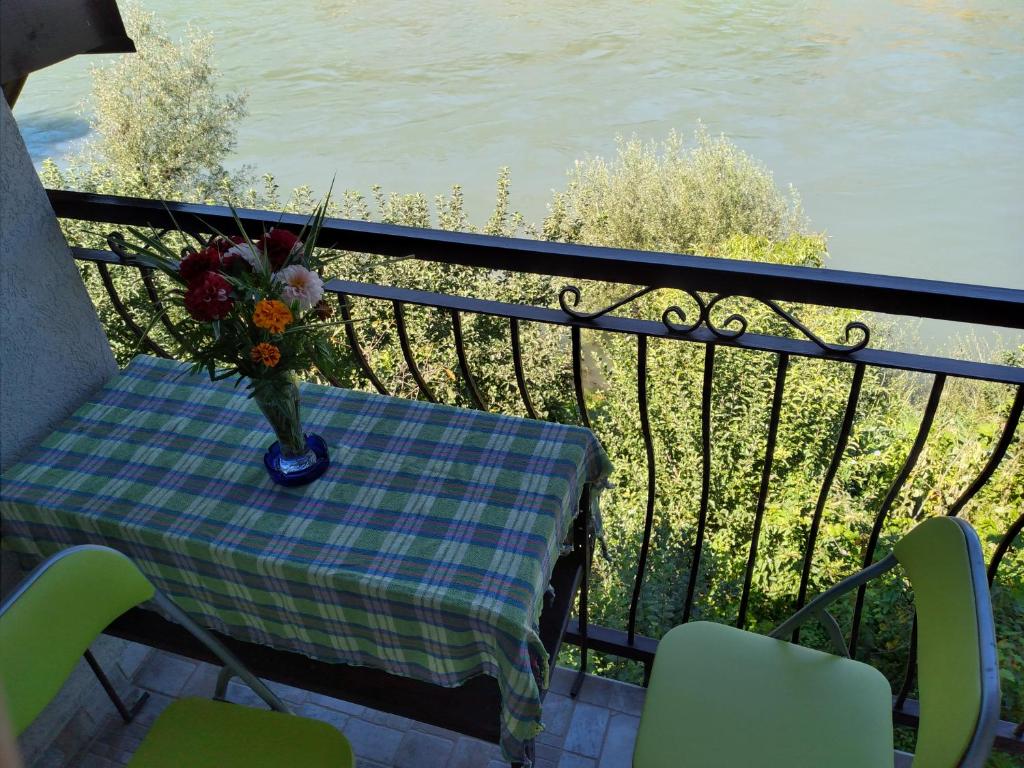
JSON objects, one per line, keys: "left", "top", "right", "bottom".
{"left": 571, "top": 486, "right": 590, "bottom": 699}
{"left": 510, "top": 738, "right": 535, "bottom": 767}
{"left": 214, "top": 665, "right": 234, "bottom": 701}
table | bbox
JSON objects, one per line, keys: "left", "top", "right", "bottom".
{"left": 0, "top": 355, "right": 611, "bottom": 764}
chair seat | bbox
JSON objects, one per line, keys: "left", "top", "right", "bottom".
{"left": 633, "top": 621, "right": 894, "bottom": 768}
{"left": 126, "top": 697, "right": 354, "bottom": 768}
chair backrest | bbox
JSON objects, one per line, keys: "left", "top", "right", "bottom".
{"left": 893, "top": 516, "right": 999, "bottom": 768}
{"left": 0, "top": 546, "right": 154, "bottom": 735}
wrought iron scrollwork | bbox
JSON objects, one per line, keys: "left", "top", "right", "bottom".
{"left": 558, "top": 284, "right": 871, "bottom": 354}
{"left": 558, "top": 285, "right": 656, "bottom": 320}
{"left": 661, "top": 291, "right": 707, "bottom": 334}
{"left": 106, "top": 232, "right": 134, "bottom": 264}
{"left": 705, "top": 295, "right": 871, "bottom": 353}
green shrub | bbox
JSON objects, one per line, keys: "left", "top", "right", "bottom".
{"left": 542, "top": 129, "right": 805, "bottom": 252}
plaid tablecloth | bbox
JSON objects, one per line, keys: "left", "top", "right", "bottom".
{"left": 0, "top": 355, "right": 611, "bottom": 762}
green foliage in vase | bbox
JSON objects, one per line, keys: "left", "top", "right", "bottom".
{"left": 38, "top": 10, "right": 1023, "bottom": 760}
{"left": 113, "top": 199, "right": 340, "bottom": 386}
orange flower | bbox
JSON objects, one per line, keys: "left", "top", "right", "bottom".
{"left": 250, "top": 342, "right": 281, "bottom": 367}
{"left": 252, "top": 299, "right": 292, "bottom": 334}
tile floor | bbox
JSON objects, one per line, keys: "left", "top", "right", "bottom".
{"left": 59, "top": 649, "right": 644, "bottom": 768}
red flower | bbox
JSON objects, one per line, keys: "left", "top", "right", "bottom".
{"left": 204, "top": 234, "right": 244, "bottom": 255}
{"left": 183, "top": 272, "right": 234, "bottom": 321}
{"left": 261, "top": 228, "right": 302, "bottom": 271}
{"left": 178, "top": 247, "right": 222, "bottom": 284}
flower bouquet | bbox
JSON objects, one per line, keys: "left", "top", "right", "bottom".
{"left": 112, "top": 201, "right": 341, "bottom": 486}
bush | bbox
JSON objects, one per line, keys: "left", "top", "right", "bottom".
{"left": 542, "top": 129, "right": 805, "bottom": 252}
{"left": 41, "top": 3, "right": 247, "bottom": 201}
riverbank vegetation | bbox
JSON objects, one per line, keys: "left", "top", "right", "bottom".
{"left": 41, "top": 6, "right": 1022, "bottom": 762}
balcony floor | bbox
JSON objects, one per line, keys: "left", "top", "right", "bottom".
{"left": 59, "top": 649, "right": 644, "bottom": 768}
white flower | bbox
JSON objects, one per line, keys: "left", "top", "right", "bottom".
{"left": 225, "top": 242, "right": 263, "bottom": 271}
{"left": 274, "top": 265, "right": 324, "bottom": 313}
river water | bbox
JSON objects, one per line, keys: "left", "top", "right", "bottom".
{"left": 13, "top": 0, "right": 1024, "bottom": 298}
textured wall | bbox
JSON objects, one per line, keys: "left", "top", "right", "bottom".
{"left": 0, "top": 98, "right": 116, "bottom": 472}
{"left": 1, "top": 98, "right": 128, "bottom": 765}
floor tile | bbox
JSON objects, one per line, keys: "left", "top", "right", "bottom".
{"left": 179, "top": 662, "right": 220, "bottom": 699}
{"left": 294, "top": 701, "right": 351, "bottom": 732}
{"left": 133, "top": 653, "right": 196, "bottom": 698}
{"left": 307, "top": 692, "right": 366, "bottom": 717}
{"left": 542, "top": 693, "right": 575, "bottom": 737}
{"left": 597, "top": 713, "right": 639, "bottom": 768}
{"left": 393, "top": 729, "right": 455, "bottom": 768}
{"left": 265, "top": 679, "right": 309, "bottom": 705}
{"left": 563, "top": 701, "right": 610, "bottom": 758}
{"left": 115, "top": 643, "right": 155, "bottom": 682}
{"left": 224, "top": 680, "right": 270, "bottom": 709}
{"left": 558, "top": 754, "right": 597, "bottom": 768}
{"left": 576, "top": 676, "right": 645, "bottom": 716}
{"left": 342, "top": 717, "right": 405, "bottom": 764}
{"left": 38, "top": 652, "right": 646, "bottom": 768}
{"left": 449, "top": 737, "right": 501, "bottom": 768}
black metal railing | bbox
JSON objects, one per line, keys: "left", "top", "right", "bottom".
{"left": 50, "top": 189, "right": 1024, "bottom": 754}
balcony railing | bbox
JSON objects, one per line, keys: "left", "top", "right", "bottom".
{"left": 49, "top": 188, "right": 1024, "bottom": 755}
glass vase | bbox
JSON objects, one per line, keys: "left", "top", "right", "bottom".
{"left": 252, "top": 373, "right": 329, "bottom": 486}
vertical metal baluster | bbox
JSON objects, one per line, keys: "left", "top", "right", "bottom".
{"left": 628, "top": 335, "right": 656, "bottom": 644}
{"left": 393, "top": 300, "right": 437, "bottom": 403}
{"left": 571, "top": 485, "right": 591, "bottom": 698}
{"left": 737, "top": 353, "right": 789, "bottom": 629}
{"left": 682, "top": 345, "right": 715, "bottom": 624}
{"left": 985, "top": 496, "right": 1022, "bottom": 737}
{"left": 97, "top": 262, "right": 172, "bottom": 359}
{"left": 793, "top": 363, "right": 865, "bottom": 642}
{"left": 450, "top": 309, "right": 487, "bottom": 410}
{"left": 336, "top": 293, "right": 389, "bottom": 396}
{"left": 988, "top": 513, "right": 1024, "bottom": 586}
{"left": 849, "top": 374, "right": 946, "bottom": 658}
{"left": 510, "top": 318, "right": 539, "bottom": 420}
{"left": 571, "top": 326, "right": 591, "bottom": 429}
{"left": 947, "top": 385, "right": 1024, "bottom": 517}
{"left": 314, "top": 366, "right": 343, "bottom": 388}
{"left": 894, "top": 619, "right": 919, "bottom": 709}
{"left": 897, "top": 385, "right": 1022, "bottom": 702}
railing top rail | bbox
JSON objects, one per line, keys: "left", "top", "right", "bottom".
{"left": 68, "top": 246, "right": 1024, "bottom": 386}
{"left": 49, "top": 189, "right": 1024, "bottom": 330}
{"left": 322, "top": 277, "right": 1024, "bottom": 386}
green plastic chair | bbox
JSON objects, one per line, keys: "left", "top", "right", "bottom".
{"left": 0, "top": 545, "right": 355, "bottom": 768}
{"left": 632, "top": 516, "right": 999, "bottom": 768}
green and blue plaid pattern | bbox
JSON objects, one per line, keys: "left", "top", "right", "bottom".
{"left": 0, "top": 355, "right": 611, "bottom": 762}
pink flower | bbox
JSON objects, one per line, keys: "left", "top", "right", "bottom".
{"left": 274, "top": 265, "right": 324, "bottom": 313}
